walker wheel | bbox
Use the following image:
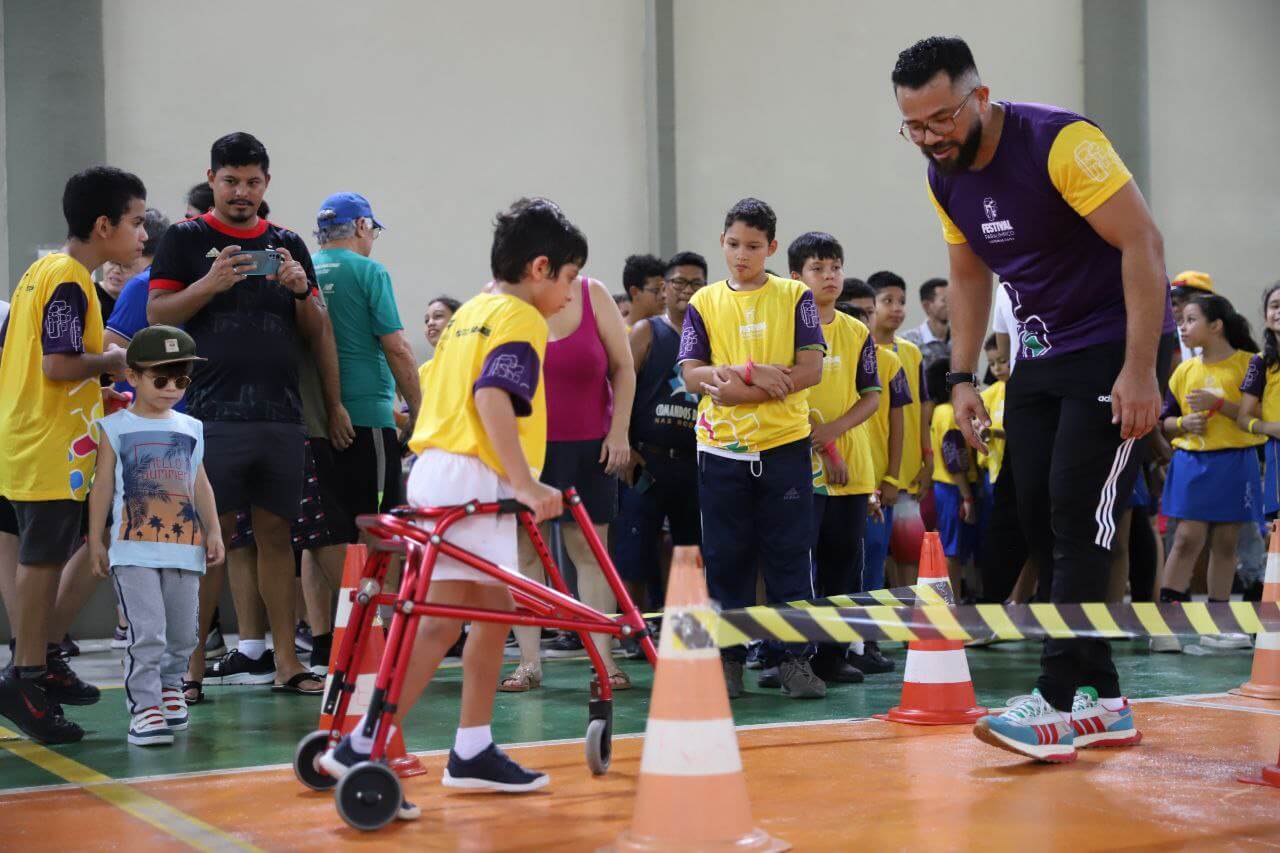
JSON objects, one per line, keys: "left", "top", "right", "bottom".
{"left": 585, "top": 717, "right": 612, "bottom": 775}
{"left": 335, "top": 762, "right": 401, "bottom": 832}
{"left": 293, "top": 730, "right": 335, "bottom": 791}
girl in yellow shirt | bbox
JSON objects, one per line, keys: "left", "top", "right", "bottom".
{"left": 1157, "top": 294, "right": 1263, "bottom": 652}
{"left": 1237, "top": 282, "right": 1280, "bottom": 518}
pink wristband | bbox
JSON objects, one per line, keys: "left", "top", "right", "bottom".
{"left": 743, "top": 359, "right": 755, "bottom": 385}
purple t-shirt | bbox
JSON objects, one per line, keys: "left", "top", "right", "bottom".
{"left": 928, "top": 102, "right": 1175, "bottom": 360}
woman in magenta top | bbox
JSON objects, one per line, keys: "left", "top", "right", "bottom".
{"left": 501, "top": 275, "right": 634, "bottom": 691}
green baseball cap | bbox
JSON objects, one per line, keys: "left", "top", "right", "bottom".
{"left": 126, "top": 325, "right": 205, "bottom": 368}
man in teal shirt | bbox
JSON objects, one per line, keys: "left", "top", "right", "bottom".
{"left": 312, "top": 192, "right": 421, "bottom": 540}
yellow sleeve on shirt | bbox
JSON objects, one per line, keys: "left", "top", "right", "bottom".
{"left": 1047, "top": 121, "right": 1133, "bottom": 218}
{"left": 926, "top": 179, "right": 967, "bottom": 245}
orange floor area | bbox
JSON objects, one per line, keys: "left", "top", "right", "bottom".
{"left": 3, "top": 698, "right": 1279, "bottom": 851}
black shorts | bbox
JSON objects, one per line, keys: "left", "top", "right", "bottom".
{"left": 331, "top": 426, "right": 406, "bottom": 542}
{"left": 204, "top": 421, "right": 306, "bottom": 522}
{"left": 540, "top": 439, "right": 618, "bottom": 524}
{"left": 0, "top": 497, "right": 17, "bottom": 536}
{"left": 292, "top": 437, "right": 349, "bottom": 551}
{"left": 11, "top": 499, "right": 85, "bottom": 565}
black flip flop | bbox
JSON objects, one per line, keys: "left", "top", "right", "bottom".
{"left": 272, "top": 672, "right": 324, "bottom": 695}
{"left": 182, "top": 679, "right": 204, "bottom": 705}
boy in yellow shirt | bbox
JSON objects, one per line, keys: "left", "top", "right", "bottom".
{"left": 320, "top": 198, "right": 586, "bottom": 812}
{"left": 789, "top": 233, "right": 881, "bottom": 684}
{"left": 0, "top": 167, "right": 145, "bottom": 745}
{"left": 926, "top": 361, "right": 980, "bottom": 593}
{"left": 679, "top": 198, "right": 827, "bottom": 699}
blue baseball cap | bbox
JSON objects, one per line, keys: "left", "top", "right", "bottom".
{"left": 316, "top": 192, "right": 384, "bottom": 229}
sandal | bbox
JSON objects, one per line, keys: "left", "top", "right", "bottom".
{"left": 498, "top": 663, "right": 542, "bottom": 693}
{"left": 182, "top": 679, "right": 204, "bottom": 705}
{"left": 271, "top": 671, "right": 324, "bottom": 695}
{"left": 607, "top": 670, "right": 632, "bottom": 691}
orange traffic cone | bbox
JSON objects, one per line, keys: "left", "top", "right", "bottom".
{"left": 318, "top": 543, "right": 425, "bottom": 778}
{"left": 613, "top": 547, "right": 787, "bottom": 852}
{"left": 1232, "top": 522, "right": 1280, "bottom": 700}
{"left": 877, "top": 531, "right": 986, "bottom": 725}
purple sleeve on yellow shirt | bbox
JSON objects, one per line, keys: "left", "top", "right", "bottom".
{"left": 856, "top": 336, "right": 879, "bottom": 392}
{"left": 793, "top": 291, "right": 825, "bottom": 350}
{"left": 41, "top": 282, "right": 89, "bottom": 355}
{"left": 941, "top": 430, "right": 968, "bottom": 474}
{"left": 1242, "top": 355, "right": 1266, "bottom": 397}
{"left": 1160, "top": 388, "right": 1180, "bottom": 420}
{"left": 918, "top": 361, "right": 928, "bottom": 402}
{"left": 889, "top": 369, "right": 911, "bottom": 408}
{"left": 474, "top": 341, "right": 541, "bottom": 417}
{"left": 677, "top": 305, "right": 710, "bottom": 363}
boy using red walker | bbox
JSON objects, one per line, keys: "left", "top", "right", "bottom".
{"left": 319, "top": 198, "right": 588, "bottom": 818}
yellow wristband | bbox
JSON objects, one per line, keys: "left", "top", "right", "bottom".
{"left": 883, "top": 475, "right": 903, "bottom": 489}
{"left": 1248, "top": 418, "right": 1260, "bottom": 435}
{"left": 1176, "top": 416, "right": 1184, "bottom": 431}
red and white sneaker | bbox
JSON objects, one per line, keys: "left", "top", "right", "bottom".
{"left": 160, "top": 687, "right": 189, "bottom": 731}
{"left": 974, "top": 690, "right": 1077, "bottom": 763}
{"left": 1071, "top": 687, "right": 1141, "bottom": 748}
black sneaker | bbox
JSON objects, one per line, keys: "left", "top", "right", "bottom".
{"left": 309, "top": 633, "right": 332, "bottom": 674}
{"left": 0, "top": 672, "right": 84, "bottom": 744}
{"left": 205, "top": 649, "right": 276, "bottom": 685}
{"left": 779, "top": 657, "right": 826, "bottom": 699}
{"left": 811, "top": 650, "right": 864, "bottom": 684}
{"left": 745, "top": 641, "right": 765, "bottom": 670}
{"left": 295, "top": 621, "right": 313, "bottom": 654}
{"left": 847, "top": 641, "right": 895, "bottom": 675}
{"left": 543, "top": 632, "right": 584, "bottom": 658}
{"left": 442, "top": 743, "right": 549, "bottom": 792}
{"left": 40, "top": 649, "right": 100, "bottom": 705}
{"left": 757, "top": 666, "right": 781, "bottom": 689}
{"left": 722, "top": 659, "right": 744, "bottom": 699}
{"left": 58, "top": 635, "right": 80, "bottom": 658}
{"left": 204, "top": 627, "right": 227, "bottom": 660}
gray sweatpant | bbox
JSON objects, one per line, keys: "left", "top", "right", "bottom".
{"left": 112, "top": 565, "right": 200, "bottom": 714}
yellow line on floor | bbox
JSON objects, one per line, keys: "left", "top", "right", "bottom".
{"left": 0, "top": 725, "right": 260, "bottom": 852}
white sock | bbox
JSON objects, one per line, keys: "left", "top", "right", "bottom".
{"left": 454, "top": 725, "right": 493, "bottom": 760}
{"left": 1099, "top": 697, "right": 1126, "bottom": 711}
{"left": 238, "top": 639, "right": 266, "bottom": 660}
{"left": 849, "top": 642, "right": 866, "bottom": 656}
{"left": 349, "top": 713, "right": 375, "bottom": 753}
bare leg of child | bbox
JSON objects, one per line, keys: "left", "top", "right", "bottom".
{"left": 458, "top": 584, "right": 516, "bottom": 726}
{"left": 1161, "top": 519, "right": 1209, "bottom": 593}
{"left": 1206, "top": 522, "right": 1241, "bottom": 601}
{"left": 1107, "top": 509, "right": 1134, "bottom": 602}
{"left": 388, "top": 581, "right": 472, "bottom": 722}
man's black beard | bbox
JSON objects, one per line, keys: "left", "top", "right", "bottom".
{"left": 923, "top": 119, "right": 983, "bottom": 175}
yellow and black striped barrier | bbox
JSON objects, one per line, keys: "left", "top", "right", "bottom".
{"left": 625, "top": 579, "right": 953, "bottom": 621}
{"left": 667, "top": 601, "right": 1280, "bottom": 650}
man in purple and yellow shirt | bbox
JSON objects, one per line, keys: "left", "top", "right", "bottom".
{"left": 893, "top": 36, "right": 1175, "bottom": 763}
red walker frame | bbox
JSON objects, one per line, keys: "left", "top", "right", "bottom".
{"left": 318, "top": 487, "right": 658, "bottom": 772}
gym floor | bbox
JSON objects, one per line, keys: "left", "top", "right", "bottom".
{"left": 1, "top": 639, "right": 1277, "bottom": 850}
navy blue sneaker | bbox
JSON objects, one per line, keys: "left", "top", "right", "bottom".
{"left": 442, "top": 743, "right": 549, "bottom": 792}
{"left": 318, "top": 733, "right": 368, "bottom": 781}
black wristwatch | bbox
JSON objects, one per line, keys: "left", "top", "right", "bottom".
{"left": 292, "top": 286, "right": 311, "bottom": 301}
{"left": 945, "top": 371, "right": 980, "bottom": 390}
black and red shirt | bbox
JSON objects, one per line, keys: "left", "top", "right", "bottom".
{"left": 149, "top": 213, "right": 316, "bottom": 424}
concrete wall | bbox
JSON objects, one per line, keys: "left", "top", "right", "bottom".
{"left": 1148, "top": 0, "right": 1280, "bottom": 315}
{"left": 101, "top": 0, "right": 650, "bottom": 357}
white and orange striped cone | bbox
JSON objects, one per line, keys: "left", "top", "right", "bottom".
{"left": 613, "top": 547, "right": 788, "bottom": 852}
{"left": 876, "top": 531, "right": 986, "bottom": 725}
{"left": 1232, "top": 522, "right": 1280, "bottom": 700}
{"left": 319, "top": 543, "right": 425, "bottom": 778}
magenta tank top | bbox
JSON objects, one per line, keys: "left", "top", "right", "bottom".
{"left": 545, "top": 277, "right": 613, "bottom": 441}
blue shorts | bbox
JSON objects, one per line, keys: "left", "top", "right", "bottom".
{"left": 1129, "top": 468, "right": 1150, "bottom": 510}
{"left": 1264, "top": 439, "right": 1280, "bottom": 517}
{"left": 1162, "top": 447, "right": 1263, "bottom": 524}
{"left": 863, "top": 505, "right": 894, "bottom": 593}
{"left": 934, "top": 481, "right": 979, "bottom": 562}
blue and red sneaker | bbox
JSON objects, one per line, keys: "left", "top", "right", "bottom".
{"left": 1071, "top": 687, "right": 1142, "bottom": 748}
{"left": 973, "top": 690, "right": 1076, "bottom": 763}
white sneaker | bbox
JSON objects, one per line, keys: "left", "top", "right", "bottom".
{"left": 128, "top": 707, "right": 174, "bottom": 746}
{"left": 1070, "top": 688, "right": 1142, "bottom": 748}
{"left": 1149, "top": 635, "right": 1182, "bottom": 653}
{"left": 1198, "top": 633, "right": 1253, "bottom": 650}
{"left": 161, "top": 687, "right": 189, "bottom": 730}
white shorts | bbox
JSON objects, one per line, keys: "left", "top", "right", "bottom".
{"left": 406, "top": 449, "right": 519, "bottom": 585}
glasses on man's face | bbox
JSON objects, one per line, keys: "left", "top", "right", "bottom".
{"left": 148, "top": 374, "right": 191, "bottom": 390}
{"left": 641, "top": 286, "right": 663, "bottom": 296}
{"left": 360, "top": 217, "right": 383, "bottom": 239}
{"left": 899, "top": 87, "right": 979, "bottom": 143}
{"left": 665, "top": 277, "right": 706, "bottom": 292}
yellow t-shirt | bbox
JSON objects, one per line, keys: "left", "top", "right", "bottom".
{"left": 931, "top": 402, "right": 978, "bottom": 486}
{"left": 0, "top": 254, "right": 104, "bottom": 501}
{"left": 408, "top": 293, "right": 548, "bottom": 479}
{"left": 978, "top": 381, "right": 1007, "bottom": 482}
{"left": 808, "top": 313, "right": 880, "bottom": 496}
{"left": 1240, "top": 355, "right": 1280, "bottom": 423}
{"left": 681, "top": 275, "right": 826, "bottom": 454}
{"left": 862, "top": 349, "right": 911, "bottom": 485}
{"left": 1166, "top": 351, "right": 1264, "bottom": 452}
{"left": 888, "top": 336, "right": 925, "bottom": 492}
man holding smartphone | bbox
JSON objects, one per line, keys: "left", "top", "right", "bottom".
{"left": 148, "top": 132, "right": 350, "bottom": 695}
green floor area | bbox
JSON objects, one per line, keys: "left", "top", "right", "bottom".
{"left": 0, "top": 640, "right": 1256, "bottom": 793}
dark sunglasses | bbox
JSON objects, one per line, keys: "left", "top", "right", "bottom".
{"left": 148, "top": 374, "right": 191, "bottom": 390}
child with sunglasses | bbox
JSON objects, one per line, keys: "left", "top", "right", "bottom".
{"left": 88, "top": 325, "right": 225, "bottom": 746}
